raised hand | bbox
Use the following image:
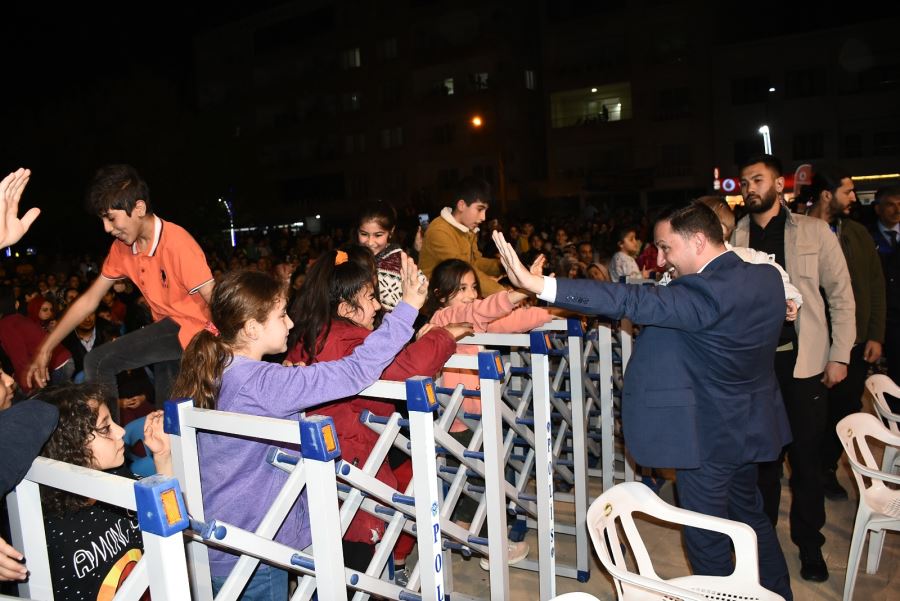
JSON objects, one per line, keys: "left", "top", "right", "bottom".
{"left": 491, "top": 231, "right": 545, "bottom": 294}
{"left": 399, "top": 252, "right": 429, "bottom": 309}
{"left": 0, "top": 168, "right": 41, "bottom": 249}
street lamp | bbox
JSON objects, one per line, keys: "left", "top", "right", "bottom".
{"left": 758, "top": 125, "right": 773, "bottom": 155}
{"left": 219, "top": 197, "right": 236, "bottom": 248}
{"left": 470, "top": 115, "right": 483, "bottom": 128}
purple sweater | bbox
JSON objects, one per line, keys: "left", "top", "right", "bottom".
{"left": 198, "top": 302, "right": 417, "bottom": 578}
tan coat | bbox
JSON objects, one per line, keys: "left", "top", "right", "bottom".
{"left": 419, "top": 208, "right": 504, "bottom": 296}
{"left": 734, "top": 210, "right": 855, "bottom": 378}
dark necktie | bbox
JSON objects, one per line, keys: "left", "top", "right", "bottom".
{"left": 888, "top": 230, "right": 898, "bottom": 249}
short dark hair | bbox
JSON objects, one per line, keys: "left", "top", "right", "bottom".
{"left": 738, "top": 154, "right": 783, "bottom": 177}
{"left": 85, "top": 164, "right": 152, "bottom": 217}
{"left": 803, "top": 163, "right": 852, "bottom": 205}
{"left": 655, "top": 202, "right": 724, "bottom": 246}
{"left": 875, "top": 185, "right": 900, "bottom": 203}
{"left": 454, "top": 176, "right": 492, "bottom": 207}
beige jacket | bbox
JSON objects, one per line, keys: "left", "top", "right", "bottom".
{"left": 733, "top": 209, "right": 855, "bottom": 378}
{"left": 419, "top": 207, "right": 504, "bottom": 296}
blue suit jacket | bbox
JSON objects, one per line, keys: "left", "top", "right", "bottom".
{"left": 554, "top": 251, "right": 792, "bottom": 469}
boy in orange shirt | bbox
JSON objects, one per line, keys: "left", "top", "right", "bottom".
{"left": 27, "top": 165, "right": 213, "bottom": 419}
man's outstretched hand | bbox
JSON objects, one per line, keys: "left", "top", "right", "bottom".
{"left": 491, "top": 231, "right": 545, "bottom": 295}
{"left": 0, "top": 168, "right": 40, "bottom": 249}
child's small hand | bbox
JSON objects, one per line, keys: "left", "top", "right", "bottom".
{"left": 399, "top": 252, "right": 428, "bottom": 309}
{"left": 443, "top": 322, "right": 474, "bottom": 341}
{"left": 785, "top": 299, "right": 799, "bottom": 322}
{"left": 143, "top": 411, "right": 170, "bottom": 457}
{"left": 282, "top": 360, "right": 306, "bottom": 367}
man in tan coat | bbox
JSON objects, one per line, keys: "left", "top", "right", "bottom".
{"left": 419, "top": 177, "right": 504, "bottom": 296}
{"left": 734, "top": 154, "right": 855, "bottom": 584}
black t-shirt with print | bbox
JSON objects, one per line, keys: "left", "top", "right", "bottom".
{"left": 44, "top": 466, "right": 145, "bottom": 601}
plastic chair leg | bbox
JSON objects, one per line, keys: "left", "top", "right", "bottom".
{"left": 865, "top": 528, "right": 885, "bottom": 574}
{"left": 843, "top": 513, "right": 868, "bottom": 601}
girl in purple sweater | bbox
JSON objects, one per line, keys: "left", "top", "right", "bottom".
{"left": 171, "top": 259, "right": 427, "bottom": 600}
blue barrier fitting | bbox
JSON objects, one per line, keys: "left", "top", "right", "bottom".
{"left": 577, "top": 570, "right": 591, "bottom": 582}
{"left": 340, "top": 462, "right": 352, "bottom": 476}
{"left": 350, "top": 573, "right": 359, "bottom": 585}
{"left": 398, "top": 418, "right": 410, "bottom": 428}
{"left": 369, "top": 414, "right": 391, "bottom": 425}
{"left": 268, "top": 448, "right": 300, "bottom": 466}
{"left": 291, "top": 554, "right": 315, "bottom": 570}
{"left": 162, "top": 398, "right": 193, "bottom": 435}
{"left": 468, "top": 535, "right": 489, "bottom": 546}
{"left": 553, "top": 391, "right": 572, "bottom": 400}
{"left": 439, "top": 465, "right": 458, "bottom": 475}
{"left": 518, "top": 493, "right": 537, "bottom": 502}
{"left": 300, "top": 415, "right": 341, "bottom": 461}
{"left": 399, "top": 591, "right": 422, "bottom": 601}
{"left": 513, "top": 437, "right": 529, "bottom": 445}
{"left": 189, "top": 518, "right": 215, "bottom": 539}
{"left": 134, "top": 475, "right": 189, "bottom": 536}
{"left": 462, "top": 412, "right": 482, "bottom": 421}
{"left": 406, "top": 376, "right": 439, "bottom": 413}
{"left": 515, "top": 418, "right": 535, "bottom": 426}
{"left": 507, "top": 390, "right": 524, "bottom": 397}
{"left": 463, "top": 450, "right": 485, "bottom": 460}
{"left": 508, "top": 366, "right": 531, "bottom": 375}
{"left": 337, "top": 483, "right": 352, "bottom": 493}
{"left": 466, "top": 485, "right": 485, "bottom": 494}
{"left": 529, "top": 331, "right": 551, "bottom": 355}
{"left": 477, "top": 350, "right": 504, "bottom": 380}
{"left": 548, "top": 348, "right": 566, "bottom": 356}
{"left": 392, "top": 492, "right": 416, "bottom": 506}
{"left": 374, "top": 504, "right": 396, "bottom": 517}
{"left": 567, "top": 318, "right": 584, "bottom": 337}
{"left": 213, "top": 524, "right": 228, "bottom": 540}
{"left": 509, "top": 454, "right": 526, "bottom": 462}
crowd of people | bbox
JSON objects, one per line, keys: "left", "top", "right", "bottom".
{"left": 0, "top": 157, "right": 897, "bottom": 600}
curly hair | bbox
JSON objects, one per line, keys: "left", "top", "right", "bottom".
{"left": 38, "top": 383, "right": 109, "bottom": 515}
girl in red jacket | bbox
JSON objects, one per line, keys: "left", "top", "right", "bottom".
{"left": 287, "top": 246, "right": 466, "bottom": 584}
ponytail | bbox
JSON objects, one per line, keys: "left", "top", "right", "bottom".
{"left": 172, "top": 331, "right": 232, "bottom": 409}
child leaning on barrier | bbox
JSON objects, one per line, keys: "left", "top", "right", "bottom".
{"left": 423, "top": 257, "right": 553, "bottom": 569}
{"left": 36, "top": 382, "right": 170, "bottom": 601}
{"left": 171, "top": 261, "right": 428, "bottom": 601}
{"left": 286, "top": 246, "right": 467, "bottom": 580}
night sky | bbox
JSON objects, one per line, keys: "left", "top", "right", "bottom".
{"left": 0, "top": 1, "right": 289, "bottom": 252}
{"left": 0, "top": 1, "right": 896, "bottom": 252}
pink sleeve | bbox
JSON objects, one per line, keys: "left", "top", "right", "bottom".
{"left": 429, "top": 292, "right": 515, "bottom": 331}
{"left": 486, "top": 306, "right": 553, "bottom": 333}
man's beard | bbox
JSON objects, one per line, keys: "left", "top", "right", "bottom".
{"left": 744, "top": 188, "right": 778, "bottom": 214}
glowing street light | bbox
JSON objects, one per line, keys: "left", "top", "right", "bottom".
{"left": 219, "top": 197, "right": 236, "bottom": 248}
{"left": 470, "top": 115, "right": 483, "bottom": 128}
{"left": 758, "top": 125, "right": 773, "bottom": 155}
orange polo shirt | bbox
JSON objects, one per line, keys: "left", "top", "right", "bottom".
{"left": 101, "top": 216, "right": 213, "bottom": 348}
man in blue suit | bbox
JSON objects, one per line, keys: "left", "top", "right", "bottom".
{"left": 492, "top": 202, "right": 793, "bottom": 599}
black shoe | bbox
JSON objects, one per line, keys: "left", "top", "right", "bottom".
{"left": 822, "top": 470, "right": 848, "bottom": 500}
{"left": 799, "top": 547, "right": 829, "bottom": 582}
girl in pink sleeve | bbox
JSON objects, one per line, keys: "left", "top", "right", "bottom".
{"left": 423, "top": 258, "right": 550, "bottom": 567}
{"left": 425, "top": 258, "right": 552, "bottom": 432}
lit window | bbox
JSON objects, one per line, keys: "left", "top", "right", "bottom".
{"left": 550, "top": 83, "right": 632, "bottom": 128}
{"left": 524, "top": 70, "right": 536, "bottom": 90}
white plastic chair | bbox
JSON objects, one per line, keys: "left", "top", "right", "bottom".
{"left": 585, "top": 482, "right": 784, "bottom": 601}
{"left": 835, "top": 412, "right": 900, "bottom": 601}
{"left": 865, "top": 374, "right": 900, "bottom": 473}
{"left": 550, "top": 594, "right": 602, "bottom": 600}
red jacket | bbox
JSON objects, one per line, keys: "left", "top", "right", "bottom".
{"left": 287, "top": 319, "right": 456, "bottom": 544}
{"left": 0, "top": 314, "right": 72, "bottom": 393}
